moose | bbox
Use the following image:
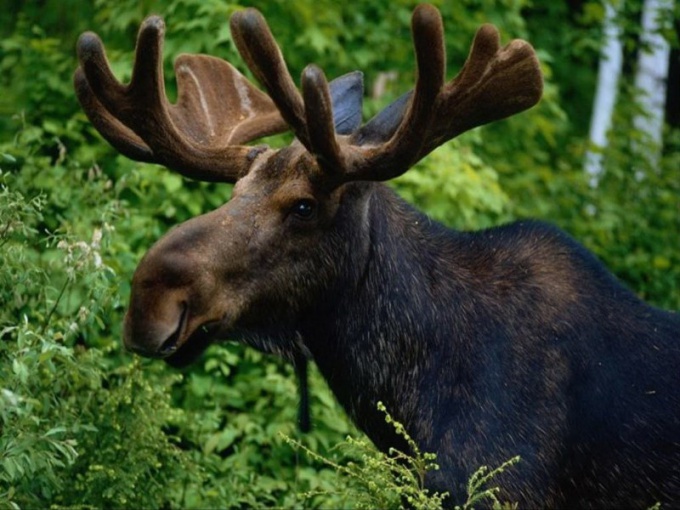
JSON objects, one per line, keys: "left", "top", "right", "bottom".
{"left": 74, "top": 4, "right": 680, "bottom": 507}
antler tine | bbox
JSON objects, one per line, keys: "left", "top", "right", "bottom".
{"left": 129, "top": 17, "right": 166, "bottom": 106}
{"left": 301, "top": 65, "right": 345, "bottom": 172}
{"left": 230, "top": 9, "right": 310, "bottom": 148}
{"left": 76, "top": 18, "right": 174, "bottom": 147}
{"left": 75, "top": 16, "right": 289, "bottom": 183}
{"left": 336, "top": 4, "right": 446, "bottom": 184}
{"left": 74, "top": 65, "right": 155, "bottom": 162}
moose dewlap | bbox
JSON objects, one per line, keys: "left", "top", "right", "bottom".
{"left": 74, "top": 4, "right": 680, "bottom": 508}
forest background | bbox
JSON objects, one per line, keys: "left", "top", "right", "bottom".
{"left": 1, "top": 0, "right": 679, "bottom": 508}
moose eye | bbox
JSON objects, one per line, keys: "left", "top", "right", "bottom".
{"left": 290, "top": 199, "right": 317, "bottom": 220}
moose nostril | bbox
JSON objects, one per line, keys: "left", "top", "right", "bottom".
{"left": 123, "top": 300, "right": 188, "bottom": 358}
{"left": 158, "top": 302, "right": 188, "bottom": 356}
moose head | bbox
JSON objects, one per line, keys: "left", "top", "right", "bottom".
{"left": 74, "top": 5, "right": 542, "bottom": 367}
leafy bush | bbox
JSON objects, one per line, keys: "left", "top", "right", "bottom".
{"left": 0, "top": 327, "right": 193, "bottom": 509}
{"left": 0, "top": 0, "right": 678, "bottom": 508}
{"left": 285, "top": 401, "right": 452, "bottom": 509}
{"left": 285, "top": 402, "right": 520, "bottom": 510}
{"left": 393, "top": 136, "right": 511, "bottom": 231}
{"left": 0, "top": 161, "right": 194, "bottom": 509}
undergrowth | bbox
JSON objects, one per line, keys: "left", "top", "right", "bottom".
{"left": 284, "top": 401, "right": 520, "bottom": 509}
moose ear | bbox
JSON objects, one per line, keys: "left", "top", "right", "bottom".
{"left": 328, "top": 71, "right": 364, "bottom": 135}
{"left": 352, "top": 90, "right": 412, "bottom": 146}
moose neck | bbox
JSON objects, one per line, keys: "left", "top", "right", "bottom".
{"left": 300, "top": 182, "right": 468, "bottom": 452}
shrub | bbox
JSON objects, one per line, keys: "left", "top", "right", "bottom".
{"left": 284, "top": 402, "right": 520, "bottom": 509}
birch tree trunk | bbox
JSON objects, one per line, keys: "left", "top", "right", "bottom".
{"left": 584, "top": 1, "right": 625, "bottom": 186}
{"left": 633, "top": 0, "right": 673, "bottom": 169}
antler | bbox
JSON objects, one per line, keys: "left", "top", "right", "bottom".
{"left": 74, "top": 16, "right": 288, "bottom": 182}
{"left": 76, "top": 5, "right": 542, "bottom": 187}
{"left": 230, "top": 4, "right": 543, "bottom": 188}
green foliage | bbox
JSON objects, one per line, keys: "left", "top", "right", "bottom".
{"left": 0, "top": 325, "right": 192, "bottom": 509}
{"left": 0, "top": 162, "right": 194, "bottom": 509}
{"left": 0, "top": 0, "right": 678, "bottom": 508}
{"left": 393, "top": 136, "right": 511, "bottom": 230}
{"left": 283, "top": 401, "right": 450, "bottom": 509}
{"left": 1, "top": 324, "right": 83, "bottom": 509}
{"left": 459, "top": 456, "right": 520, "bottom": 510}
{"left": 575, "top": 81, "right": 680, "bottom": 309}
{"left": 165, "top": 346, "right": 356, "bottom": 508}
{"left": 284, "top": 402, "right": 519, "bottom": 509}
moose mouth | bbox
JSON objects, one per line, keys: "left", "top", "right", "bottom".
{"left": 160, "top": 304, "right": 222, "bottom": 368}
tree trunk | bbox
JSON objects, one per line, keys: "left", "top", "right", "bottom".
{"left": 633, "top": 0, "right": 673, "bottom": 169}
{"left": 584, "top": 0, "right": 625, "bottom": 187}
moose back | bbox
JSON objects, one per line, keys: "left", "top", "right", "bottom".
{"left": 74, "top": 4, "right": 680, "bottom": 507}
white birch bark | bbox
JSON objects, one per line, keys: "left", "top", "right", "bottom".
{"left": 633, "top": 0, "right": 673, "bottom": 168}
{"left": 584, "top": 1, "right": 624, "bottom": 187}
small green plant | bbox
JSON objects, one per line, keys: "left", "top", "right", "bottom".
{"left": 458, "top": 456, "right": 520, "bottom": 510}
{"left": 284, "top": 401, "right": 519, "bottom": 510}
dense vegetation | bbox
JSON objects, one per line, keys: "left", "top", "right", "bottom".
{"left": 1, "top": 0, "right": 678, "bottom": 507}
